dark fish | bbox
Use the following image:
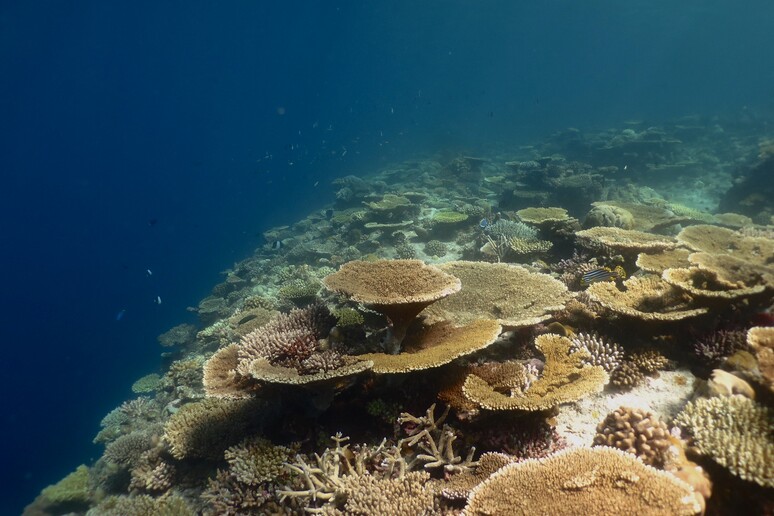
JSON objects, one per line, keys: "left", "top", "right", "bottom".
{"left": 324, "top": 209, "right": 334, "bottom": 220}
{"left": 271, "top": 240, "right": 283, "bottom": 250}
{"left": 148, "top": 218, "right": 158, "bottom": 227}
{"left": 115, "top": 309, "right": 126, "bottom": 321}
{"left": 581, "top": 266, "right": 626, "bottom": 287}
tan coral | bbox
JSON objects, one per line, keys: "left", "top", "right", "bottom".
{"left": 245, "top": 355, "right": 372, "bottom": 385}
{"left": 163, "top": 398, "right": 264, "bottom": 460}
{"left": 591, "top": 201, "right": 695, "bottom": 232}
{"left": 676, "top": 224, "right": 774, "bottom": 261}
{"left": 359, "top": 319, "right": 502, "bottom": 374}
{"left": 747, "top": 326, "right": 774, "bottom": 392}
{"left": 674, "top": 395, "right": 773, "bottom": 488}
{"left": 462, "top": 334, "right": 608, "bottom": 411}
{"left": 636, "top": 248, "right": 692, "bottom": 274}
{"left": 333, "top": 471, "right": 434, "bottom": 515}
{"left": 586, "top": 275, "right": 708, "bottom": 321}
{"left": 593, "top": 407, "right": 672, "bottom": 467}
{"left": 203, "top": 344, "right": 260, "bottom": 399}
{"left": 422, "top": 261, "right": 571, "bottom": 329}
{"left": 515, "top": 207, "right": 569, "bottom": 224}
{"left": 224, "top": 436, "right": 293, "bottom": 485}
{"left": 322, "top": 259, "right": 461, "bottom": 352}
{"left": 440, "top": 452, "right": 514, "bottom": 500}
{"left": 462, "top": 447, "right": 701, "bottom": 516}
{"left": 662, "top": 267, "right": 767, "bottom": 300}
{"left": 576, "top": 226, "right": 678, "bottom": 253}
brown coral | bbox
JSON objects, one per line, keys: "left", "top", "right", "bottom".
{"left": 224, "top": 436, "right": 293, "bottom": 485}
{"left": 322, "top": 259, "right": 461, "bottom": 353}
{"left": 463, "top": 447, "right": 701, "bottom": 515}
{"left": 462, "top": 334, "right": 608, "bottom": 411}
{"left": 593, "top": 407, "right": 672, "bottom": 467}
{"left": 636, "top": 248, "right": 692, "bottom": 274}
{"left": 423, "top": 261, "right": 571, "bottom": 329}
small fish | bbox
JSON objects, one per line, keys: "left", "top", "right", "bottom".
{"left": 271, "top": 240, "right": 283, "bottom": 250}
{"left": 146, "top": 269, "right": 153, "bottom": 276}
{"left": 324, "top": 209, "right": 334, "bottom": 220}
{"left": 115, "top": 309, "right": 126, "bottom": 321}
{"left": 154, "top": 296, "right": 162, "bottom": 305}
{"left": 479, "top": 218, "right": 490, "bottom": 229}
{"left": 580, "top": 266, "right": 626, "bottom": 287}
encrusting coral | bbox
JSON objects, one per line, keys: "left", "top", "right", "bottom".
{"left": 462, "top": 333, "right": 608, "bottom": 411}
{"left": 462, "top": 447, "right": 701, "bottom": 515}
{"left": 747, "top": 326, "right": 774, "bottom": 392}
{"left": 322, "top": 259, "right": 462, "bottom": 353}
{"left": 674, "top": 394, "right": 773, "bottom": 488}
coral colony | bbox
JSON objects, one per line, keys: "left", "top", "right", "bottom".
{"left": 28, "top": 118, "right": 774, "bottom": 515}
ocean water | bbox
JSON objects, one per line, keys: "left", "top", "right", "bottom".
{"left": 1, "top": 2, "right": 772, "bottom": 514}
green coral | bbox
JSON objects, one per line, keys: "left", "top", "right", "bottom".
{"left": 674, "top": 395, "right": 773, "bottom": 487}
{"left": 334, "top": 307, "right": 365, "bottom": 327}
{"left": 131, "top": 373, "right": 162, "bottom": 394}
{"left": 424, "top": 239, "right": 448, "bottom": 257}
{"left": 40, "top": 465, "right": 91, "bottom": 506}
{"left": 432, "top": 210, "right": 469, "bottom": 224}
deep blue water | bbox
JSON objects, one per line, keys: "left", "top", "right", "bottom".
{"left": 1, "top": 1, "right": 772, "bottom": 513}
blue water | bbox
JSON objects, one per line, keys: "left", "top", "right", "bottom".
{"left": 1, "top": 1, "right": 772, "bottom": 513}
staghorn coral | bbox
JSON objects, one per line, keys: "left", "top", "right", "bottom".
{"left": 423, "top": 261, "right": 571, "bottom": 329}
{"left": 398, "top": 404, "right": 477, "bottom": 474}
{"left": 359, "top": 319, "right": 502, "bottom": 374}
{"left": 462, "top": 447, "right": 701, "bottom": 515}
{"left": 224, "top": 436, "right": 294, "bottom": 486}
{"left": 163, "top": 398, "right": 264, "bottom": 460}
{"left": 593, "top": 407, "right": 672, "bottom": 467}
{"left": 323, "top": 259, "right": 461, "bottom": 353}
{"left": 569, "top": 332, "right": 623, "bottom": 373}
{"left": 586, "top": 274, "right": 708, "bottom": 321}
{"left": 674, "top": 395, "right": 773, "bottom": 487}
{"left": 462, "top": 333, "right": 608, "bottom": 411}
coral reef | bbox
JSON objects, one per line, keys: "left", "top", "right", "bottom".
{"left": 593, "top": 406, "right": 671, "bottom": 466}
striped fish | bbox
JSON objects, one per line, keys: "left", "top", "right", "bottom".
{"left": 580, "top": 265, "right": 626, "bottom": 286}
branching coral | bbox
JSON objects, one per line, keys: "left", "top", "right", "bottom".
{"left": 398, "top": 404, "right": 477, "bottom": 474}
{"left": 224, "top": 436, "right": 294, "bottom": 486}
{"left": 674, "top": 395, "right": 773, "bottom": 487}
{"left": 593, "top": 407, "right": 671, "bottom": 467}
{"left": 569, "top": 332, "right": 623, "bottom": 373}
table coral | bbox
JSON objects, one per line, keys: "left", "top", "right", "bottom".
{"left": 462, "top": 447, "right": 701, "bottom": 515}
